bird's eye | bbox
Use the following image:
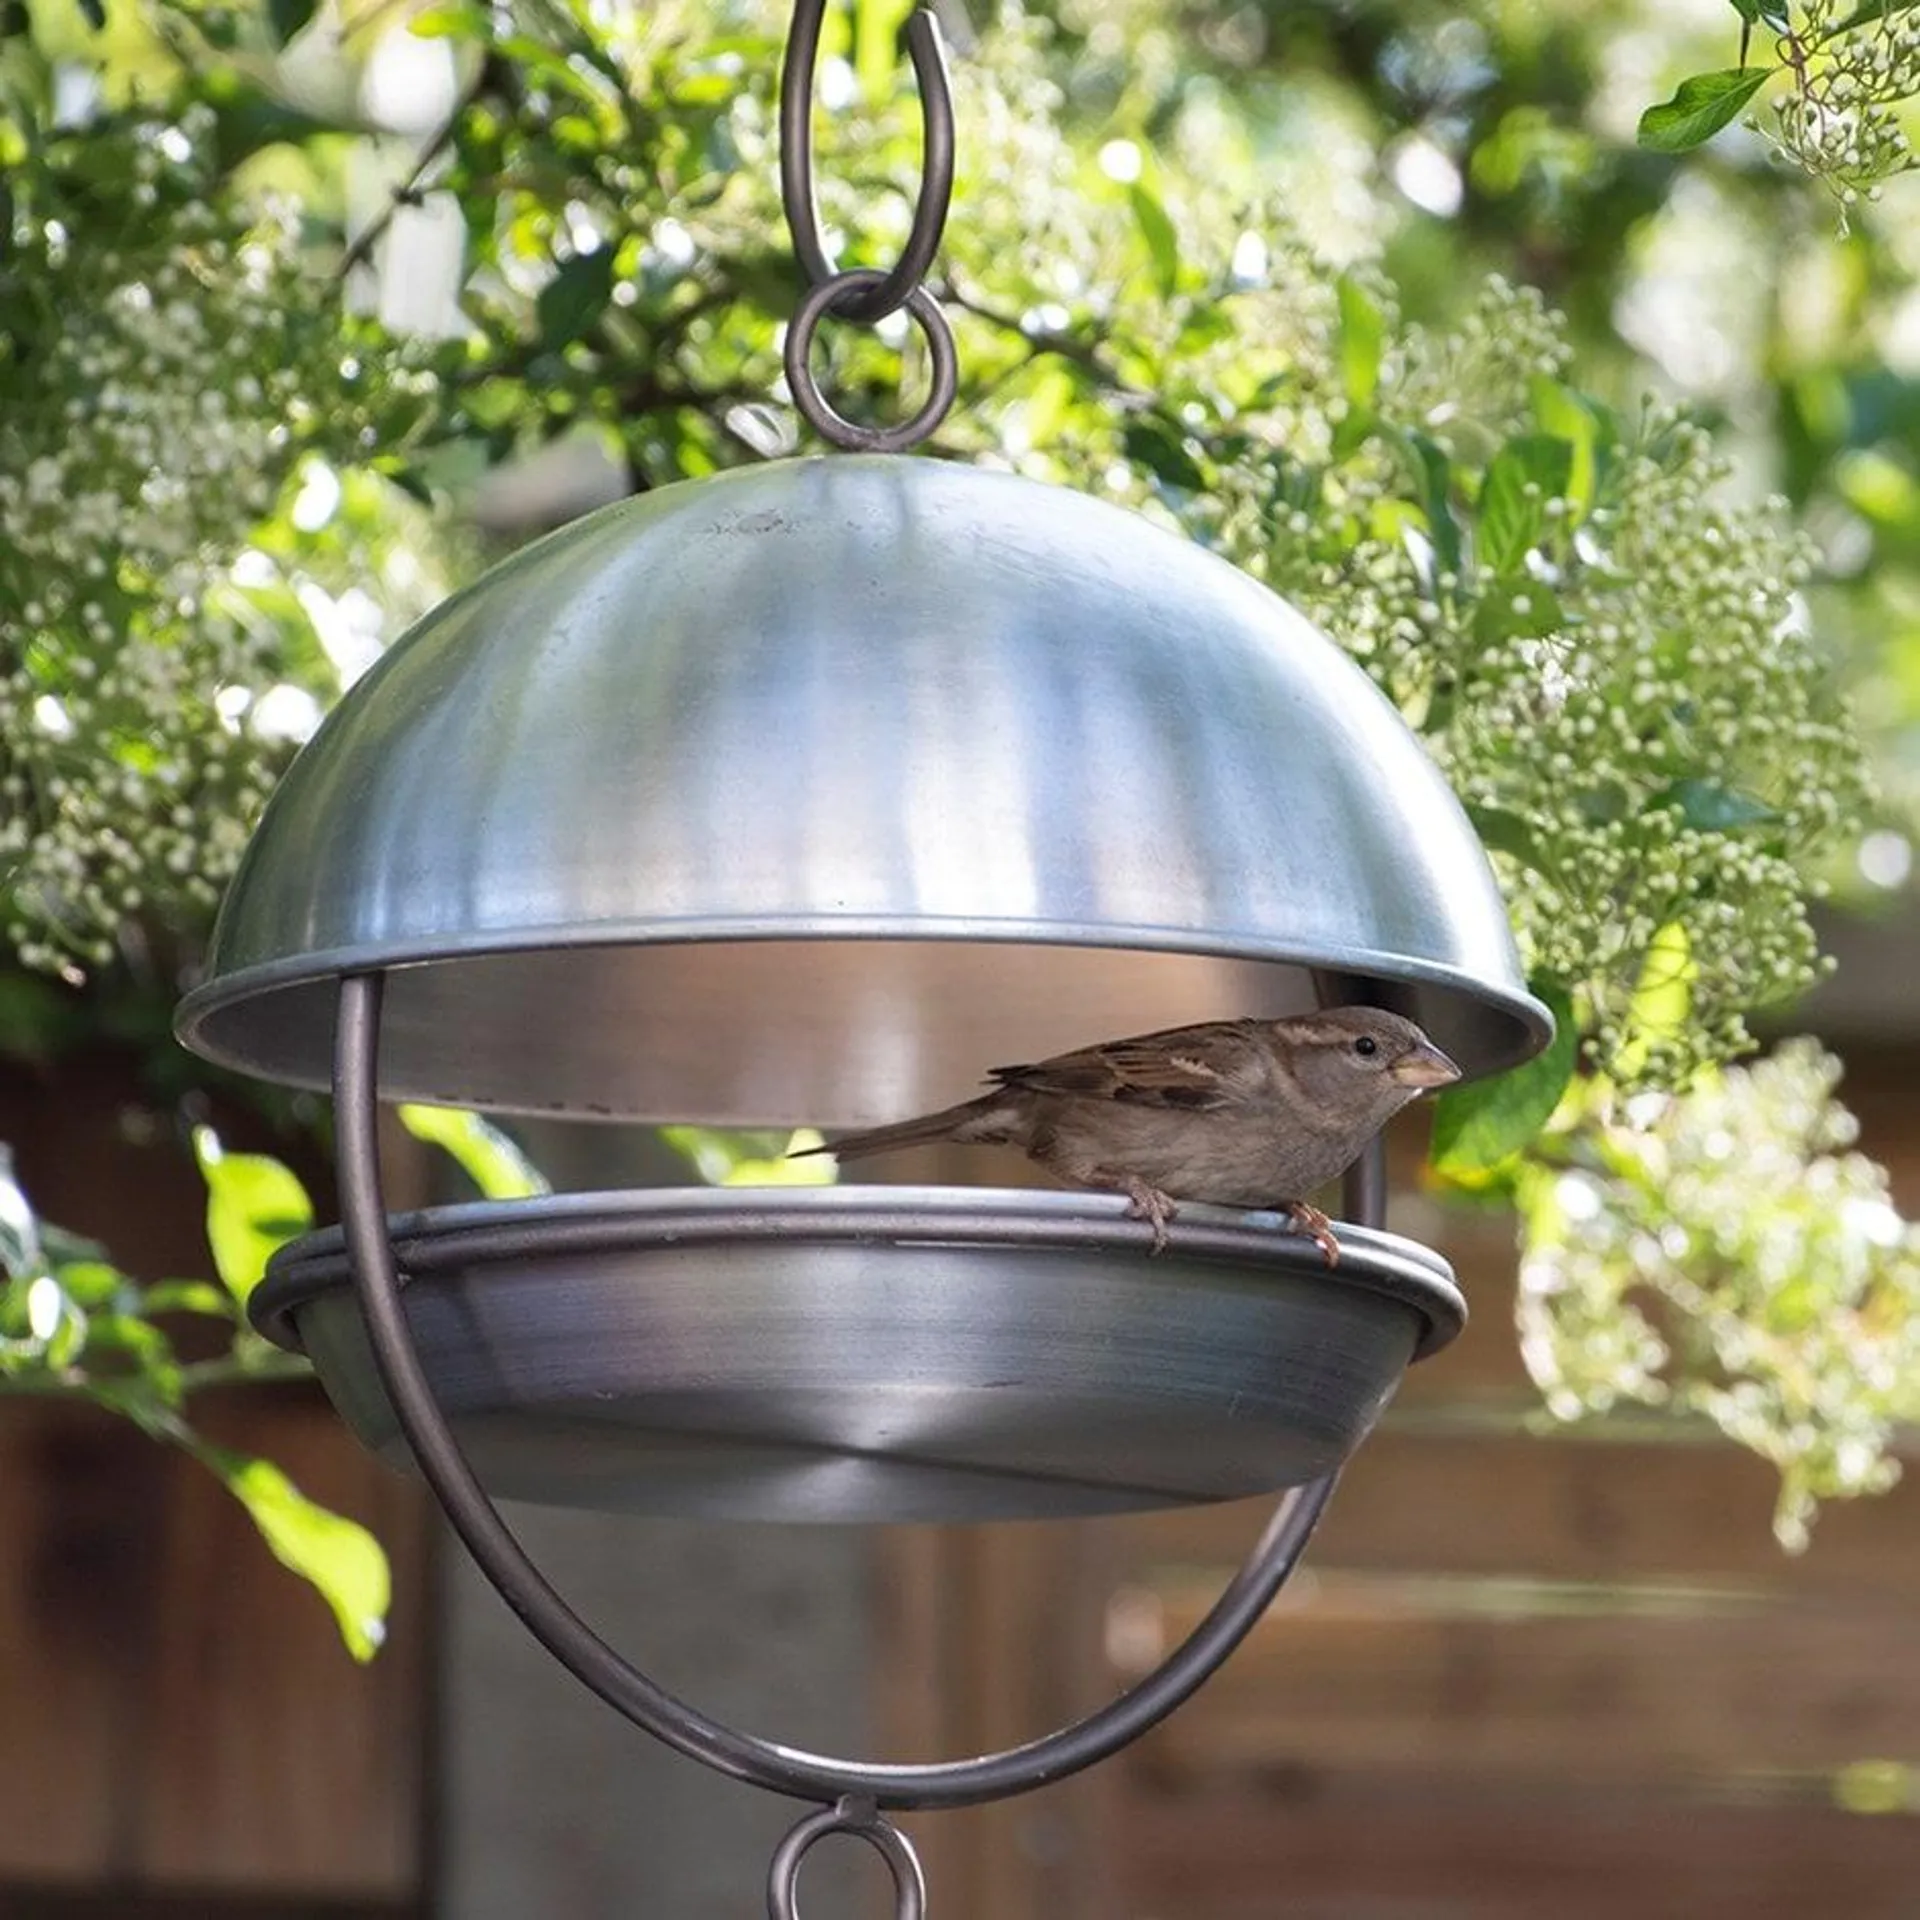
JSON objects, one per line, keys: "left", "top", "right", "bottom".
{"left": 1353, "top": 1036, "right": 1378, "bottom": 1058}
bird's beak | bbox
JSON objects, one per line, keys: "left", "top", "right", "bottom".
{"left": 1390, "top": 1041, "right": 1462, "bottom": 1090}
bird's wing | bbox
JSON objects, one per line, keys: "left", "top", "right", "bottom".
{"left": 988, "top": 1019, "right": 1268, "bottom": 1112}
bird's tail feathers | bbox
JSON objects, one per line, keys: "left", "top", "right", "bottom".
{"left": 790, "top": 1094, "right": 1015, "bottom": 1163}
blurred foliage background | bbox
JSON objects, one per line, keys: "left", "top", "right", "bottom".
{"left": 5, "top": 0, "right": 1920, "bottom": 1643}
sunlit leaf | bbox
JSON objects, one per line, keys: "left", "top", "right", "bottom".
{"left": 144, "top": 1278, "right": 240, "bottom": 1319}
{"left": 1616, "top": 924, "right": 1696, "bottom": 1079}
{"left": 193, "top": 1128, "right": 314, "bottom": 1305}
{"left": 1431, "top": 981, "right": 1578, "bottom": 1173}
{"left": 1336, "top": 274, "right": 1384, "bottom": 411}
{"left": 659, "top": 1126, "right": 836, "bottom": 1187}
{"left": 398, "top": 1105, "right": 550, "bottom": 1200}
{"left": 53, "top": 1259, "right": 127, "bottom": 1310}
{"left": 855, "top": 0, "right": 913, "bottom": 107}
{"left": 1477, "top": 434, "right": 1572, "bottom": 576}
{"left": 1834, "top": 448, "right": 1920, "bottom": 530}
{"left": 211, "top": 1451, "right": 390, "bottom": 1661}
{"left": 1128, "top": 183, "right": 1180, "bottom": 298}
{"left": 1636, "top": 68, "right": 1773, "bottom": 152}
{"left": 410, "top": 0, "right": 492, "bottom": 37}
{"left": 1529, "top": 378, "right": 1601, "bottom": 519}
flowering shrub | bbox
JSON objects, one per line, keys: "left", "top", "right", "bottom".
{"left": 0, "top": 0, "right": 1911, "bottom": 1541}
{"left": 1641, "top": 0, "right": 1920, "bottom": 205}
{"left": 1518, "top": 1042, "right": 1920, "bottom": 1546}
{"left": 0, "top": 109, "right": 441, "bottom": 973}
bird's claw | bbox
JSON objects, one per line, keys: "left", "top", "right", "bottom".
{"left": 1287, "top": 1201, "right": 1341, "bottom": 1268}
{"left": 1124, "top": 1180, "right": 1179, "bottom": 1255}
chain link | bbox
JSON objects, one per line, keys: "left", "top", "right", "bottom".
{"left": 777, "top": 0, "right": 958, "bottom": 450}
{"left": 768, "top": 1796, "right": 927, "bottom": 1920}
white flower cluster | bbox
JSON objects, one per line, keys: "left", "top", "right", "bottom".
{"left": 0, "top": 114, "right": 413, "bottom": 972}
{"left": 1516, "top": 1042, "right": 1920, "bottom": 1547}
{"left": 1198, "top": 275, "right": 1865, "bottom": 1088}
{"left": 1770, "top": 0, "right": 1920, "bottom": 197}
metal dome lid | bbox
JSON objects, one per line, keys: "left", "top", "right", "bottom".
{"left": 175, "top": 454, "right": 1549, "bottom": 1123}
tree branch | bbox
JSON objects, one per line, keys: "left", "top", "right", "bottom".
{"left": 335, "top": 57, "right": 499, "bottom": 284}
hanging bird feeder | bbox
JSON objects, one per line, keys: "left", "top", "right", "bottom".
{"left": 177, "top": 3, "right": 1551, "bottom": 1910}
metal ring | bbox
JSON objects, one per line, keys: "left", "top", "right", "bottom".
{"left": 780, "top": 0, "right": 954, "bottom": 323}
{"left": 769, "top": 1797, "right": 925, "bottom": 1920}
{"left": 784, "top": 269, "right": 957, "bottom": 453}
{"left": 333, "top": 968, "right": 1347, "bottom": 1809}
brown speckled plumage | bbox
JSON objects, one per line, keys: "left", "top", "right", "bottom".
{"left": 796, "top": 1006, "right": 1461, "bottom": 1262}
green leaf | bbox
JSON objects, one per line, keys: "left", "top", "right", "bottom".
{"left": 212, "top": 1451, "right": 390, "bottom": 1661}
{"left": 84, "top": 1312, "right": 177, "bottom": 1383}
{"left": 1529, "top": 378, "right": 1601, "bottom": 520}
{"left": 53, "top": 1259, "right": 126, "bottom": 1310}
{"left": 1466, "top": 802, "right": 1550, "bottom": 875}
{"left": 144, "top": 1278, "right": 240, "bottom": 1319}
{"left": 1406, "top": 432, "right": 1463, "bottom": 577}
{"left": 536, "top": 248, "right": 616, "bottom": 351}
{"left": 265, "top": 0, "right": 317, "bottom": 44}
{"left": 0, "top": 972, "right": 85, "bottom": 1064}
{"left": 1128, "top": 184, "right": 1181, "bottom": 299}
{"left": 42, "top": 1291, "right": 88, "bottom": 1369}
{"left": 1823, "top": 0, "right": 1920, "bottom": 38}
{"left": 398, "top": 1105, "right": 549, "bottom": 1201}
{"left": 1477, "top": 434, "right": 1572, "bottom": 577}
{"left": 659, "top": 1126, "right": 836, "bottom": 1187}
{"left": 1636, "top": 68, "right": 1774, "bottom": 152}
{"left": 382, "top": 463, "right": 436, "bottom": 508}
{"left": 409, "top": 0, "right": 492, "bottom": 37}
{"left": 193, "top": 1128, "right": 314, "bottom": 1306}
{"left": 1730, "top": 0, "right": 1791, "bottom": 24}
{"left": 1617, "top": 923, "right": 1696, "bottom": 1079}
{"left": 1430, "top": 981, "right": 1578, "bottom": 1173}
{"left": 1336, "top": 275, "right": 1385, "bottom": 411}
{"left": 1655, "top": 778, "right": 1778, "bottom": 831}
{"left": 1124, "top": 417, "right": 1206, "bottom": 492}
{"left": 855, "top": 0, "right": 914, "bottom": 106}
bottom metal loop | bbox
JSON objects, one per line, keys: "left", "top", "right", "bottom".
{"left": 784, "top": 268, "right": 957, "bottom": 453}
{"left": 769, "top": 1796, "right": 926, "bottom": 1920}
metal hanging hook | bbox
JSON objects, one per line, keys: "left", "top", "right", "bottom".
{"left": 778, "top": 0, "right": 955, "bottom": 326}
{"left": 784, "top": 269, "right": 957, "bottom": 453}
{"left": 768, "top": 1797, "right": 926, "bottom": 1920}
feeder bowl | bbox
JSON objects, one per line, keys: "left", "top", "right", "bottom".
{"left": 182, "top": 452, "right": 1539, "bottom": 1527}
{"left": 251, "top": 1185, "right": 1464, "bottom": 1523}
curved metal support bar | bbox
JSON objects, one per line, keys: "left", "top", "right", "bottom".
{"left": 335, "top": 969, "right": 1344, "bottom": 1808}
{"left": 779, "top": 0, "right": 954, "bottom": 323}
{"left": 1342, "top": 1133, "right": 1386, "bottom": 1230}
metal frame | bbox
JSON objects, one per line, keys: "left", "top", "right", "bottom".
{"left": 332, "top": 967, "right": 1382, "bottom": 1901}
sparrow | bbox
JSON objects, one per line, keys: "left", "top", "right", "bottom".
{"left": 794, "top": 1006, "right": 1461, "bottom": 1263}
